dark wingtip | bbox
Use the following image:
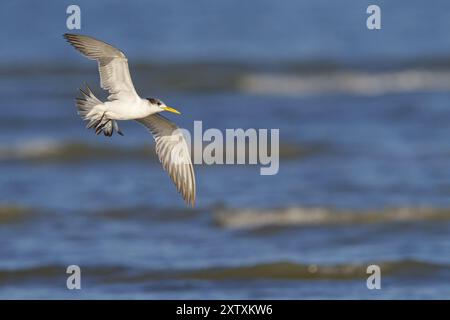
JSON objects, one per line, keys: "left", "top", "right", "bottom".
{"left": 63, "top": 33, "right": 81, "bottom": 45}
{"left": 63, "top": 33, "right": 73, "bottom": 41}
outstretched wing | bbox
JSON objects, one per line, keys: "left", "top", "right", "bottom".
{"left": 64, "top": 33, "right": 138, "bottom": 100}
{"left": 137, "top": 114, "right": 196, "bottom": 207}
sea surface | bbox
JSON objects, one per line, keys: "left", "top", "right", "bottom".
{"left": 0, "top": 0, "right": 450, "bottom": 299}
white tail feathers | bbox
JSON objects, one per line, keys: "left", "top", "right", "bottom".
{"left": 75, "top": 85, "right": 123, "bottom": 137}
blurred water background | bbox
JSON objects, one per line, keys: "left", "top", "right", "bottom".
{"left": 0, "top": 0, "right": 450, "bottom": 299}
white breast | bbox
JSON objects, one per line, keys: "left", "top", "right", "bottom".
{"left": 104, "top": 98, "right": 153, "bottom": 120}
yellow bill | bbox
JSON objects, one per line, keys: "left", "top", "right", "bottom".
{"left": 163, "top": 106, "right": 181, "bottom": 115}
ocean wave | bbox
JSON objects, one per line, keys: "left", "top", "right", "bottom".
{"left": 0, "top": 259, "right": 445, "bottom": 283}
{"left": 0, "top": 205, "right": 31, "bottom": 224}
{"left": 181, "top": 259, "right": 444, "bottom": 281}
{"left": 0, "top": 140, "right": 314, "bottom": 162}
{"left": 4, "top": 59, "right": 450, "bottom": 96}
{"left": 214, "top": 207, "right": 450, "bottom": 229}
{"left": 0, "top": 265, "right": 124, "bottom": 283}
{"left": 0, "top": 140, "right": 157, "bottom": 162}
{"left": 93, "top": 206, "right": 200, "bottom": 222}
{"left": 238, "top": 70, "right": 450, "bottom": 96}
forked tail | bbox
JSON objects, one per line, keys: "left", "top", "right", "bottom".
{"left": 75, "top": 85, "right": 123, "bottom": 137}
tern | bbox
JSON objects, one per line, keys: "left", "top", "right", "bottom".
{"left": 63, "top": 33, "right": 195, "bottom": 206}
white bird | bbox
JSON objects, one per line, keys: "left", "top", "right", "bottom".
{"left": 64, "top": 33, "right": 196, "bottom": 206}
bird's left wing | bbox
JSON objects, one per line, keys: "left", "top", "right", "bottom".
{"left": 137, "top": 114, "right": 196, "bottom": 206}
{"left": 64, "top": 33, "right": 137, "bottom": 100}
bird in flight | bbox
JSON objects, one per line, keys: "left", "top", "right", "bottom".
{"left": 64, "top": 33, "right": 195, "bottom": 206}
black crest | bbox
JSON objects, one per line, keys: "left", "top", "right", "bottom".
{"left": 147, "top": 98, "right": 162, "bottom": 106}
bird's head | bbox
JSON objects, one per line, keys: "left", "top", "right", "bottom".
{"left": 147, "top": 98, "right": 181, "bottom": 115}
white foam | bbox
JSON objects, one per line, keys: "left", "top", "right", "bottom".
{"left": 238, "top": 70, "right": 450, "bottom": 96}
{"left": 215, "top": 206, "right": 450, "bottom": 229}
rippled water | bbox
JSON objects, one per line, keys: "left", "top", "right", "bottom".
{"left": 1, "top": 0, "right": 450, "bottom": 299}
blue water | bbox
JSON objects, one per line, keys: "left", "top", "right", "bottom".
{"left": 0, "top": 0, "right": 450, "bottom": 299}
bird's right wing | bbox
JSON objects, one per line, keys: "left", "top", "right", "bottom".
{"left": 64, "top": 33, "right": 137, "bottom": 101}
{"left": 137, "top": 114, "right": 196, "bottom": 206}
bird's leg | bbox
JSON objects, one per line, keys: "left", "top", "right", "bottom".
{"left": 93, "top": 113, "right": 123, "bottom": 137}
{"left": 95, "top": 111, "right": 111, "bottom": 135}
{"left": 96, "top": 121, "right": 112, "bottom": 135}
{"left": 97, "top": 119, "right": 111, "bottom": 131}
{"left": 98, "top": 112, "right": 106, "bottom": 123}
{"left": 112, "top": 120, "right": 124, "bottom": 136}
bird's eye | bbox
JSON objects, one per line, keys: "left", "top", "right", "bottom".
{"left": 157, "top": 102, "right": 162, "bottom": 106}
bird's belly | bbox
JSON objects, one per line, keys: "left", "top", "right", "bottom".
{"left": 104, "top": 100, "right": 150, "bottom": 120}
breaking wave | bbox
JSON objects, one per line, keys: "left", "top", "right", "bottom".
{"left": 181, "top": 259, "right": 444, "bottom": 281}
{"left": 238, "top": 70, "right": 450, "bottom": 96}
{"left": 214, "top": 206, "right": 450, "bottom": 229}
{"left": 0, "top": 140, "right": 157, "bottom": 162}
{"left": 0, "top": 259, "right": 446, "bottom": 283}
{"left": 4, "top": 58, "right": 450, "bottom": 96}
{"left": 0, "top": 139, "right": 316, "bottom": 162}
